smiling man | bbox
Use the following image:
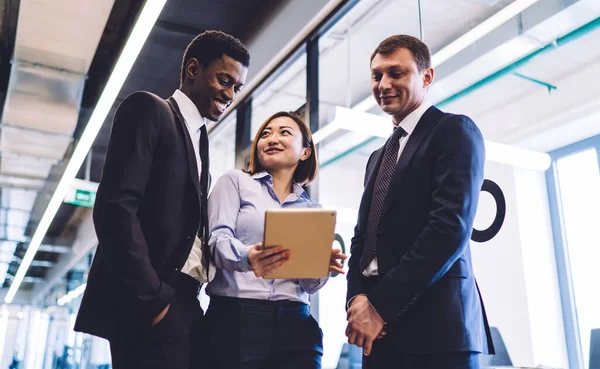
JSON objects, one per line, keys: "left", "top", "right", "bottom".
{"left": 75, "top": 31, "right": 249, "bottom": 369}
{"left": 345, "top": 35, "right": 495, "bottom": 369}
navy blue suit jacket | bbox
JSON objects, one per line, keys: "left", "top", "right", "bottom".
{"left": 346, "top": 106, "right": 494, "bottom": 354}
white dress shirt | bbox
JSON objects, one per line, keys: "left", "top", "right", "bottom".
{"left": 363, "top": 100, "right": 432, "bottom": 277}
{"left": 171, "top": 90, "right": 214, "bottom": 283}
{"left": 172, "top": 89, "right": 205, "bottom": 177}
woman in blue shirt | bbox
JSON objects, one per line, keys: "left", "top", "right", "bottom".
{"left": 203, "top": 111, "right": 346, "bottom": 369}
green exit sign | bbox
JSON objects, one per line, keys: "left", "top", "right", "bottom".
{"left": 64, "top": 179, "right": 99, "bottom": 208}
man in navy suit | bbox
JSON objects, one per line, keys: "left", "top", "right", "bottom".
{"left": 345, "top": 35, "right": 494, "bottom": 369}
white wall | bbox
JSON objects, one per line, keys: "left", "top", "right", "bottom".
{"left": 472, "top": 161, "right": 568, "bottom": 368}
{"left": 472, "top": 162, "right": 535, "bottom": 365}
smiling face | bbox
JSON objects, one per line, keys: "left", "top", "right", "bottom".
{"left": 184, "top": 54, "right": 248, "bottom": 121}
{"left": 370, "top": 48, "right": 434, "bottom": 124}
{"left": 256, "top": 116, "right": 311, "bottom": 174}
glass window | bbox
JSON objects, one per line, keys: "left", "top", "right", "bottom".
{"left": 250, "top": 52, "right": 307, "bottom": 140}
{"left": 556, "top": 148, "right": 600, "bottom": 369}
{"left": 316, "top": 137, "right": 384, "bottom": 368}
{"left": 209, "top": 111, "right": 237, "bottom": 184}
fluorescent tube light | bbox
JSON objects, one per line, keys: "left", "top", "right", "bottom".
{"left": 315, "top": 106, "right": 551, "bottom": 171}
{"left": 431, "top": 0, "right": 538, "bottom": 66}
{"left": 484, "top": 140, "right": 551, "bottom": 171}
{"left": 353, "top": 0, "right": 539, "bottom": 112}
{"left": 4, "top": 0, "right": 167, "bottom": 304}
{"left": 313, "top": 107, "right": 391, "bottom": 144}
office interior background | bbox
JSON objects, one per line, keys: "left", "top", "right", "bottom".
{"left": 0, "top": 0, "right": 598, "bottom": 368}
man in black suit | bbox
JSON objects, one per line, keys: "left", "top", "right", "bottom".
{"left": 345, "top": 35, "right": 494, "bottom": 369}
{"left": 74, "top": 30, "right": 249, "bottom": 369}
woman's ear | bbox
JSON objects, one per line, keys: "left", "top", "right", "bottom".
{"left": 300, "top": 146, "right": 312, "bottom": 162}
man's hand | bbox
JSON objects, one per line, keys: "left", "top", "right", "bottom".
{"left": 376, "top": 325, "right": 387, "bottom": 339}
{"left": 345, "top": 295, "right": 385, "bottom": 356}
{"left": 329, "top": 248, "right": 348, "bottom": 274}
{"left": 152, "top": 304, "right": 170, "bottom": 326}
{"left": 248, "top": 243, "right": 290, "bottom": 277}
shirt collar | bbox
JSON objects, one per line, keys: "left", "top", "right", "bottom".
{"left": 172, "top": 89, "right": 206, "bottom": 131}
{"left": 394, "top": 100, "right": 432, "bottom": 136}
{"left": 251, "top": 171, "right": 307, "bottom": 198}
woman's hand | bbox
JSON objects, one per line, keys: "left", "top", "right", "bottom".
{"left": 248, "top": 243, "right": 290, "bottom": 277}
{"left": 329, "top": 248, "right": 348, "bottom": 274}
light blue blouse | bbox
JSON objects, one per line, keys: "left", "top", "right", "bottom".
{"left": 205, "top": 169, "right": 328, "bottom": 304}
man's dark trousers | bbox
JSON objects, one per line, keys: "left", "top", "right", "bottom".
{"left": 109, "top": 273, "right": 203, "bottom": 369}
{"left": 364, "top": 334, "right": 480, "bottom": 369}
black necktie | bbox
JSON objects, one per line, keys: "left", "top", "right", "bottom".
{"left": 199, "top": 125, "right": 211, "bottom": 275}
{"left": 360, "top": 126, "right": 407, "bottom": 271}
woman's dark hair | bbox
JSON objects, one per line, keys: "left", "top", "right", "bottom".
{"left": 247, "top": 111, "right": 318, "bottom": 185}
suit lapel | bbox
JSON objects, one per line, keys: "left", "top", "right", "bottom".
{"left": 381, "top": 106, "right": 444, "bottom": 215}
{"left": 166, "top": 97, "right": 202, "bottom": 202}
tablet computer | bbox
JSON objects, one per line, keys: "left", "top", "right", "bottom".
{"left": 263, "top": 208, "right": 337, "bottom": 279}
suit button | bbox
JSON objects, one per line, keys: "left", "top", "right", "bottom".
{"left": 376, "top": 231, "right": 384, "bottom": 239}
{"left": 187, "top": 236, "right": 192, "bottom": 239}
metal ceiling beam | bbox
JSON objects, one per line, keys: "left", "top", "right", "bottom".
{"left": 38, "top": 244, "right": 70, "bottom": 254}
{"left": 0, "top": 183, "right": 43, "bottom": 191}
{"left": 0, "top": 207, "right": 32, "bottom": 214}
{"left": 437, "top": 16, "right": 600, "bottom": 108}
{"left": 3, "top": 274, "right": 45, "bottom": 283}
{"left": 0, "top": 123, "right": 76, "bottom": 139}
{"left": 0, "top": 173, "right": 49, "bottom": 181}
{"left": 0, "top": 151, "right": 60, "bottom": 164}
{"left": 433, "top": 0, "right": 582, "bottom": 79}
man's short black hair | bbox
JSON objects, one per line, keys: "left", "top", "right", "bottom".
{"left": 181, "top": 30, "right": 250, "bottom": 85}
{"left": 371, "top": 34, "right": 431, "bottom": 72}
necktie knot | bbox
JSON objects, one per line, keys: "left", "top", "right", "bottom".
{"left": 392, "top": 126, "right": 407, "bottom": 139}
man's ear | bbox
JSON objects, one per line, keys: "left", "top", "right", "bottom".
{"left": 422, "top": 66, "right": 435, "bottom": 88}
{"left": 185, "top": 58, "right": 202, "bottom": 80}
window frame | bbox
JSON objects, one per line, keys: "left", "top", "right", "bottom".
{"left": 546, "top": 133, "right": 600, "bottom": 369}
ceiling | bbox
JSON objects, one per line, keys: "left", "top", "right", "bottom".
{"left": 249, "top": 0, "right": 600, "bottom": 166}
{"left": 0, "top": 0, "right": 286, "bottom": 300}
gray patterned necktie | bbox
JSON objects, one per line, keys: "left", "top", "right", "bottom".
{"left": 360, "top": 126, "right": 407, "bottom": 271}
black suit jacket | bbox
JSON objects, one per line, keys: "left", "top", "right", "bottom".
{"left": 346, "top": 106, "right": 494, "bottom": 354}
{"left": 75, "top": 91, "right": 204, "bottom": 340}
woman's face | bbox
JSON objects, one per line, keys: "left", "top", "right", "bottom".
{"left": 256, "top": 116, "right": 311, "bottom": 173}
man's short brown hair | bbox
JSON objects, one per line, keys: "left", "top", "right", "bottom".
{"left": 247, "top": 111, "right": 318, "bottom": 185}
{"left": 371, "top": 35, "right": 432, "bottom": 72}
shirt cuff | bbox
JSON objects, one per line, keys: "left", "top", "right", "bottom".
{"left": 240, "top": 245, "right": 253, "bottom": 272}
{"left": 346, "top": 293, "right": 366, "bottom": 310}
